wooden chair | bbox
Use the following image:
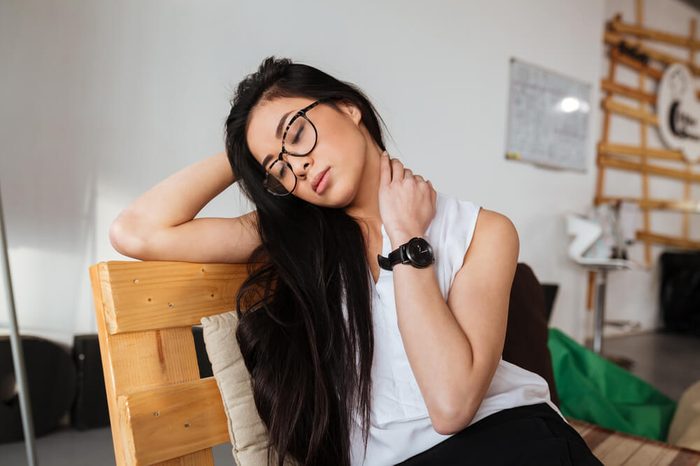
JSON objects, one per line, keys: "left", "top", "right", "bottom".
{"left": 89, "top": 260, "right": 246, "bottom": 465}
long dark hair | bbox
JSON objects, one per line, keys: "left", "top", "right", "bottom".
{"left": 224, "top": 56, "right": 390, "bottom": 466}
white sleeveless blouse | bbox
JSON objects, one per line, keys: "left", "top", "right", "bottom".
{"left": 348, "top": 191, "right": 565, "bottom": 465}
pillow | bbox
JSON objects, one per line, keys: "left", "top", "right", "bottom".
{"left": 200, "top": 311, "right": 299, "bottom": 466}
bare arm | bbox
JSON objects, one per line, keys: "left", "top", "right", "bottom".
{"left": 109, "top": 151, "right": 262, "bottom": 263}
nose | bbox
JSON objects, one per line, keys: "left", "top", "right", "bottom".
{"left": 287, "top": 155, "right": 312, "bottom": 180}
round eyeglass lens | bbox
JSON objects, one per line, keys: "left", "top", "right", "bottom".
{"left": 264, "top": 160, "right": 296, "bottom": 195}
{"left": 285, "top": 116, "right": 317, "bottom": 155}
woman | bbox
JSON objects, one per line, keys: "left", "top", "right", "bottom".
{"left": 110, "top": 56, "right": 603, "bottom": 466}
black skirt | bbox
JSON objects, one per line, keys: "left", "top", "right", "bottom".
{"left": 394, "top": 402, "right": 603, "bottom": 466}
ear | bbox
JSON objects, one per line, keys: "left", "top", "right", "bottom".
{"left": 337, "top": 100, "right": 362, "bottom": 126}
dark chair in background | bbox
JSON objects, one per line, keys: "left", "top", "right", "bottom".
{"left": 502, "top": 263, "right": 560, "bottom": 407}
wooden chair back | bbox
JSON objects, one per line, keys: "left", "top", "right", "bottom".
{"left": 89, "top": 260, "right": 248, "bottom": 466}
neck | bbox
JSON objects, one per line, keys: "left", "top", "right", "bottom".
{"left": 344, "top": 143, "right": 384, "bottom": 238}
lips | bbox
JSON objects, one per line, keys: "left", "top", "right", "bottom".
{"left": 312, "top": 167, "right": 330, "bottom": 192}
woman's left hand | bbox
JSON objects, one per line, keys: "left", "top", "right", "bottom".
{"left": 379, "top": 151, "right": 437, "bottom": 245}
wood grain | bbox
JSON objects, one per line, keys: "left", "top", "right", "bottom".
{"left": 569, "top": 418, "right": 700, "bottom": 466}
{"left": 89, "top": 260, "right": 241, "bottom": 465}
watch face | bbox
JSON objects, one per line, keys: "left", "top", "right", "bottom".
{"left": 406, "top": 238, "right": 434, "bottom": 267}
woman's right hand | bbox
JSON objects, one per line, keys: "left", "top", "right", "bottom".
{"left": 378, "top": 151, "right": 436, "bottom": 246}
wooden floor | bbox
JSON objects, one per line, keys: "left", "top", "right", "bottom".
{"left": 570, "top": 418, "right": 700, "bottom": 466}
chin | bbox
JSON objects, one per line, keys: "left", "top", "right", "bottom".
{"left": 311, "top": 184, "right": 355, "bottom": 209}
{"left": 335, "top": 183, "right": 361, "bottom": 208}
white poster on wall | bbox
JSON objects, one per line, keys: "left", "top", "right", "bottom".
{"left": 505, "top": 57, "right": 592, "bottom": 172}
{"left": 657, "top": 63, "right": 700, "bottom": 162}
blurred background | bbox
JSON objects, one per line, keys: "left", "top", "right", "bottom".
{"left": 1, "top": 0, "right": 700, "bottom": 464}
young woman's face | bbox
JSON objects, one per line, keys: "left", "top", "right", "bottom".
{"left": 245, "top": 96, "right": 369, "bottom": 207}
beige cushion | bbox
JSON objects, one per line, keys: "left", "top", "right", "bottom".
{"left": 668, "top": 379, "right": 700, "bottom": 451}
{"left": 200, "top": 311, "right": 299, "bottom": 466}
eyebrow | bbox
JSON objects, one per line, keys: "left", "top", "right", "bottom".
{"left": 261, "top": 110, "right": 294, "bottom": 168}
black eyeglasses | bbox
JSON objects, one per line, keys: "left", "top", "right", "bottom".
{"left": 263, "top": 97, "right": 332, "bottom": 196}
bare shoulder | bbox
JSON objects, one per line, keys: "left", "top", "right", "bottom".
{"left": 474, "top": 209, "right": 518, "bottom": 241}
{"left": 464, "top": 208, "right": 519, "bottom": 267}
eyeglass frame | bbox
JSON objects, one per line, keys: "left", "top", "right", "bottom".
{"left": 263, "top": 96, "right": 334, "bottom": 196}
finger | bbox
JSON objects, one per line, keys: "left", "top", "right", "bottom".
{"left": 391, "top": 158, "right": 404, "bottom": 181}
{"left": 380, "top": 150, "right": 390, "bottom": 186}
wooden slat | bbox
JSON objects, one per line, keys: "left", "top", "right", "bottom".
{"left": 600, "top": 79, "right": 655, "bottom": 105}
{"left": 591, "top": 41, "right": 618, "bottom": 314}
{"left": 598, "top": 154, "right": 700, "bottom": 183}
{"left": 637, "top": 231, "right": 700, "bottom": 250}
{"left": 610, "top": 48, "right": 663, "bottom": 81}
{"left": 683, "top": 18, "right": 698, "bottom": 241}
{"left": 604, "top": 30, "right": 700, "bottom": 76}
{"left": 636, "top": 0, "right": 653, "bottom": 268}
{"left": 94, "top": 261, "right": 252, "bottom": 334}
{"left": 622, "top": 443, "right": 671, "bottom": 465}
{"left": 596, "top": 431, "right": 644, "bottom": 465}
{"left": 602, "top": 98, "right": 658, "bottom": 126}
{"left": 609, "top": 16, "right": 700, "bottom": 50}
{"left": 91, "top": 263, "right": 129, "bottom": 465}
{"left": 90, "top": 262, "right": 218, "bottom": 465}
{"left": 596, "top": 195, "right": 700, "bottom": 213}
{"left": 587, "top": 271, "right": 596, "bottom": 311}
{"left": 568, "top": 417, "right": 700, "bottom": 465}
{"left": 581, "top": 426, "right": 613, "bottom": 453}
{"left": 598, "top": 142, "right": 684, "bottom": 163}
{"left": 118, "top": 378, "right": 229, "bottom": 466}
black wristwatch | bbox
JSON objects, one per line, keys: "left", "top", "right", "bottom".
{"left": 377, "top": 237, "right": 435, "bottom": 271}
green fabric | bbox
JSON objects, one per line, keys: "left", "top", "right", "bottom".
{"left": 547, "top": 327, "right": 677, "bottom": 441}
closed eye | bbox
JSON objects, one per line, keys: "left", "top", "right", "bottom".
{"left": 293, "top": 126, "right": 304, "bottom": 144}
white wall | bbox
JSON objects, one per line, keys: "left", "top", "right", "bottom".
{"left": 0, "top": 0, "right": 696, "bottom": 347}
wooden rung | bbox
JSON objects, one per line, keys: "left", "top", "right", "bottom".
{"left": 598, "top": 142, "right": 684, "bottom": 162}
{"left": 609, "top": 17, "right": 700, "bottom": 50}
{"left": 636, "top": 231, "right": 700, "bottom": 249}
{"left": 598, "top": 154, "right": 700, "bottom": 183}
{"left": 118, "top": 377, "right": 229, "bottom": 466}
{"left": 602, "top": 98, "right": 658, "bottom": 126}
{"left": 596, "top": 195, "right": 700, "bottom": 213}
{"left": 600, "top": 79, "right": 655, "bottom": 105}
{"left": 604, "top": 31, "right": 700, "bottom": 76}
{"left": 586, "top": 271, "right": 595, "bottom": 311}
{"left": 93, "top": 261, "right": 255, "bottom": 334}
{"left": 610, "top": 48, "right": 663, "bottom": 80}
{"left": 608, "top": 42, "right": 700, "bottom": 100}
